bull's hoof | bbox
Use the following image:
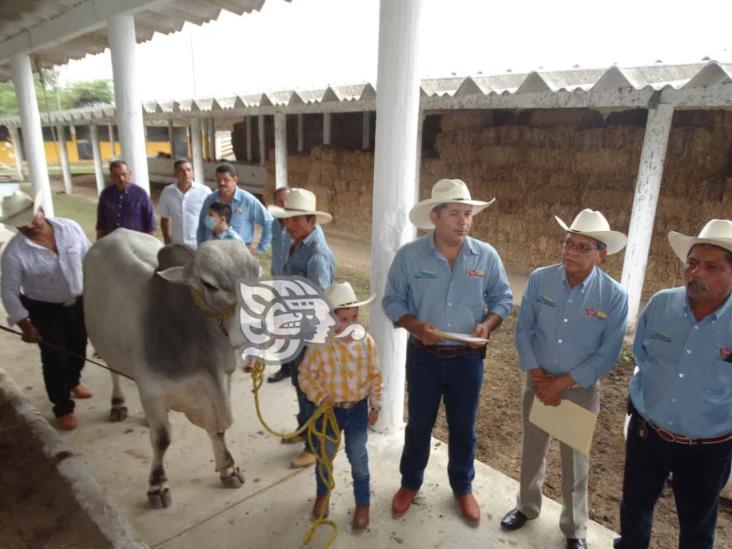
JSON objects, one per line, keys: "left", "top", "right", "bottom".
{"left": 110, "top": 406, "right": 128, "bottom": 422}
{"left": 220, "top": 467, "right": 244, "bottom": 489}
{"left": 147, "top": 487, "right": 172, "bottom": 508}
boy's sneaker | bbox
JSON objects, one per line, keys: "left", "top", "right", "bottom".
{"left": 291, "top": 450, "right": 316, "bottom": 468}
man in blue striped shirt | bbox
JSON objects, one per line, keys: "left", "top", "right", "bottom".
{"left": 383, "top": 179, "right": 513, "bottom": 525}
{"left": 615, "top": 219, "right": 732, "bottom": 549}
{"left": 501, "top": 209, "right": 628, "bottom": 549}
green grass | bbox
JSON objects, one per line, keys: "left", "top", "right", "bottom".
{"left": 46, "top": 165, "right": 96, "bottom": 175}
{"left": 51, "top": 192, "right": 97, "bottom": 239}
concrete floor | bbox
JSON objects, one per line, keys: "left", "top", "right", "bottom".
{"left": 0, "top": 316, "right": 617, "bottom": 549}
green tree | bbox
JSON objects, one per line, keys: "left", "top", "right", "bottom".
{"left": 0, "top": 74, "right": 113, "bottom": 115}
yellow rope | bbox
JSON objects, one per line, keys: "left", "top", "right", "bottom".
{"left": 250, "top": 360, "right": 341, "bottom": 549}
{"left": 190, "top": 288, "right": 236, "bottom": 320}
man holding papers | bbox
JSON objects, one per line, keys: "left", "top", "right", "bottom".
{"left": 383, "top": 178, "right": 512, "bottom": 525}
{"left": 614, "top": 219, "right": 732, "bottom": 549}
{"left": 501, "top": 209, "right": 628, "bottom": 549}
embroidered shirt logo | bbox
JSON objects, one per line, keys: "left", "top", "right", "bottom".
{"left": 537, "top": 295, "right": 556, "bottom": 307}
{"left": 649, "top": 330, "right": 672, "bottom": 343}
{"left": 718, "top": 346, "right": 732, "bottom": 363}
{"left": 415, "top": 270, "right": 437, "bottom": 279}
{"left": 468, "top": 269, "right": 485, "bottom": 278}
{"left": 585, "top": 308, "right": 608, "bottom": 320}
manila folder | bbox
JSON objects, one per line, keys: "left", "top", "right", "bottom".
{"left": 528, "top": 396, "right": 598, "bottom": 455}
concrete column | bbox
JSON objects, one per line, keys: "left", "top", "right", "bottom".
{"left": 108, "top": 123, "right": 115, "bottom": 157}
{"left": 208, "top": 117, "right": 216, "bottom": 161}
{"left": 245, "top": 116, "right": 252, "bottom": 163}
{"left": 415, "top": 110, "right": 425, "bottom": 191}
{"left": 362, "top": 111, "right": 371, "bottom": 150}
{"left": 55, "top": 125, "right": 72, "bottom": 194}
{"left": 274, "top": 112, "right": 288, "bottom": 189}
{"left": 621, "top": 104, "right": 674, "bottom": 327}
{"left": 370, "top": 0, "right": 423, "bottom": 431}
{"left": 10, "top": 53, "right": 54, "bottom": 216}
{"left": 8, "top": 126, "right": 24, "bottom": 181}
{"left": 89, "top": 124, "right": 105, "bottom": 195}
{"left": 297, "top": 113, "right": 304, "bottom": 153}
{"left": 167, "top": 119, "right": 175, "bottom": 158}
{"left": 322, "top": 112, "right": 332, "bottom": 146}
{"left": 108, "top": 14, "right": 149, "bottom": 193}
{"left": 258, "top": 114, "right": 266, "bottom": 166}
{"left": 190, "top": 118, "right": 204, "bottom": 186}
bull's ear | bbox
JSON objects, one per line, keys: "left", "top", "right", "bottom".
{"left": 157, "top": 266, "right": 188, "bottom": 285}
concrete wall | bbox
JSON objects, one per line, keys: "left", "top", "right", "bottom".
{"left": 236, "top": 108, "right": 732, "bottom": 299}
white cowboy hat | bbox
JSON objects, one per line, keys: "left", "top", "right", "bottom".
{"left": 325, "top": 282, "right": 376, "bottom": 310}
{"left": 408, "top": 178, "right": 495, "bottom": 230}
{"left": 268, "top": 188, "right": 332, "bottom": 224}
{"left": 668, "top": 219, "right": 732, "bottom": 262}
{"left": 0, "top": 190, "right": 42, "bottom": 228}
{"left": 555, "top": 208, "right": 627, "bottom": 255}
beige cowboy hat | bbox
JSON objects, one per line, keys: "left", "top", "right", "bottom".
{"left": 555, "top": 208, "right": 627, "bottom": 255}
{"left": 409, "top": 178, "right": 495, "bottom": 230}
{"left": 0, "top": 190, "right": 42, "bottom": 228}
{"left": 325, "top": 282, "right": 376, "bottom": 311}
{"left": 668, "top": 219, "right": 732, "bottom": 262}
{"left": 268, "top": 188, "right": 332, "bottom": 224}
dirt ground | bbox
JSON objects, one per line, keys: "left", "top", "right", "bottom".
{"left": 0, "top": 397, "right": 111, "bottom": 549}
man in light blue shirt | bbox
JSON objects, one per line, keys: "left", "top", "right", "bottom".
{"left": 383, "top": 178, "right": 512, "bottom": 525}
{"left": 501, "top": 209, "right": 628, "bottom": 549}
{"left": 615, "top": 219, "right": 732, "bottom": 549}
{"left": 196, "top": 163, "right": 272, "bottom": 253}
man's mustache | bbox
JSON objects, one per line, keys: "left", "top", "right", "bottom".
{"left": 687, "top": 278, "right": 708, "bottom": 291}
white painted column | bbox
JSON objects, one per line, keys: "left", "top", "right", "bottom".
{"left": 10, "top": 53, "right": 53, "bottom": 216}
{"left": 297, "top": 113, "right": 304, "bottom": 153}
{"left": 190, "top": 118, "right": 204, "bottom": 186}
{"left": 258, "top": 114, "right": 266, "bottom": 166}
{"left": 274, "top": 112, "right": 288, "bottom": 189}
{"left": 415, "top": 110, "right": 425, "bottom": 191}
{"left": 322, "top": 112, "right": 332, "bottom": 146}
{"left": 108, "top": 14, "right": 149, "bottom": 193}
{"left": 167, "top": 119, "right": 175, "bottom": 158}
{"left": 245, "top": 116, "right": 253, "bottom": 163}
{"left": 371, "top": 0, "right": 423, "bottom": 431}
{"left": 108, "top": 123, "right": 115, "bottom": 157}
{"left": 362, "top": 111, "right": 371, "bottom": 150}
{"left": 620, "top": 104, "right": 674, "bottom": 327}
{"left": 55, "top": 125, "right": 72, "bottom": 194}
{"left": 210, "top": 118, "right": 217, "bottom": 161}
{"left": 89, "top": 124, "right": 105, "bottom": 195}
{"left": 8, "top": 126, "right": 24, "bottom": 181}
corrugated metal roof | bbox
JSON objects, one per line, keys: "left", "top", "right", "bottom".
{"left": 2, "top": 61, "right": 731, "bottom": 127}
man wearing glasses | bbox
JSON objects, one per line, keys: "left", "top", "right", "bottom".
{"left": 500, "top": 209, "right": 629, "bottom": 549}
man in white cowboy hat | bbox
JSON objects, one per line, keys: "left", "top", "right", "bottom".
{"left": 615, "top": 219, "right": 732, "bottom": 549}
{"left": 0, "top": 191, "right": 93, "bottom": 431}
{"left": 383, "top": 178, "right": 513, "bottom": 525}
{"left": 268, "top": 187, "right": 336, "bottom": 468}
{"left": 500, "top": 209, "right": 629, "bottom": 549}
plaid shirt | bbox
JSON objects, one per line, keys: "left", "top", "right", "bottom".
{"left": 299, "top": 334, "right": 383, "bottom": 409}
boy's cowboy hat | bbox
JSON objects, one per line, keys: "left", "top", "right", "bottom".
{"left": 409, "top": 178, "right": 495, "bottom": 229}
{"left": 555, "top": 208, "right": 627, "bottom": 255}
{"left": 0, "top": 190, "right": 42, "bottom": 228}
{"left": 668, "top": 219, "right": 732, "bottom": 262}
{"left": 325, "top": 282, "right": 375, "bottom": 310}
{"left": 268, "top": 188, "right": 332, "bottom": 224}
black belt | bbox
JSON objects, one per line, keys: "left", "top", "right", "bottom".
{"left": 21, "top": 295, "right": 81, "bottom": 308}
{"left": 409, "top": 338, "right": 479, "bottom": 359}
{"left": 629, "top": 401, "right": 732, "bottom": 446}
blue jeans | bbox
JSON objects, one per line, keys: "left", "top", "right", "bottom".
{"left": 289, "top": 347, "right": 314, "bottom": 453}
{"left": 313, "top": 398, "right": 371, "bottom": 506}
{"left": 614, "top": 409, "right": 732, "bottom": 549}
{"left": 400, "top": 342, "right": 484, "bottom": 495}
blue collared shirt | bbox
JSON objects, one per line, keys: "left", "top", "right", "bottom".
{"left": 196, "top": 187, "right": 273, "bottom": 251}
{"left": 211, "top": 227, "right": 245, "bottom": 243}
{"left": 382, "top": 233, "right": 513, "bottom": 337}
{"left": 282, "top": 227, "right": 335, "bottom": 292}
{"left": 515, "top": 264, "right": 628, "bottom": 388}
{"left": 630, "top": 287, "right": 732, "bottom": 438}
{"left": 271, "top": 221, "right": 324, "bottom": 276}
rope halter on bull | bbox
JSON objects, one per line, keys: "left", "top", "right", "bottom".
{"left": 190, "top": 288, "right": 237, "bottom": 336}
{"left": 250, "top": 360, "right": 341, "bottom": 549}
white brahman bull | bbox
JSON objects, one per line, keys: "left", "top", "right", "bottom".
{"left": 83, "top": 229, "right": 259, "bottom": 508}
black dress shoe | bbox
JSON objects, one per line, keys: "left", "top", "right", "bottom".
{"left": 567, "top": 539, "right": 588, "bottom": 549}
{"left": 500, "top": 508, "right": 529, "bottom": 531}
{"left": 267, "top": 365, "right": 291, "bottom": 383}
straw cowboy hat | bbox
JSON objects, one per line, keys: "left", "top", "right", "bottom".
{"left": 409, "top": 178, "right": 495, "bottom": 230}
{"left": 0, "top": 190, "right": 42, "bottom": 228}
{"left": 555, "top": 208, "right": 627, "bottom": 255}
{"left": 325, "top": 282, "right": 375, "bottom": 311}
{"left": 268, "top": 188, "right": 332, "bottom": 224}
{"left": 668, "top": 219, "right": 732, "bottom": 262}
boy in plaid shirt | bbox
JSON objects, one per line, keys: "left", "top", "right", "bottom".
{"left": 299, "top": 282, "right": 383, "bottom": 530}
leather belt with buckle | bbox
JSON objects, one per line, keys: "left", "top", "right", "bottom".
{"left": 409, "top": 338, "right": 477, "bottom": 359}
{"left": 649, "top": 422, "right": 732, "bottom": 446}
{"left": 333, "top": 401, "right": 358, "bottom": 409}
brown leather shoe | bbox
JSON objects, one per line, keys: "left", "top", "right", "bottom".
{"left": 291, "top": 450, "right": 317, "bottom": 468}
{"left": 57, "top": 413, "right": 78, "bottom": 430}
{"left": 351, "top": 505, "right": 370, "bottom": 530}
{"left": 312, "top": 495, "right": 329, "bottom": 518}
{"left": 456, "top": 493, "right": 480, "bottom": 525}
{"left": 391, "top": 487, "right": 417, "bottom": 517}
{"left": 71, "top": 384, "right": 93, "bottom": 399}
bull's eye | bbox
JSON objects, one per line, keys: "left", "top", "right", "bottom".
{"left": 202, "top": 280, "right": 218, "bottom": 292}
